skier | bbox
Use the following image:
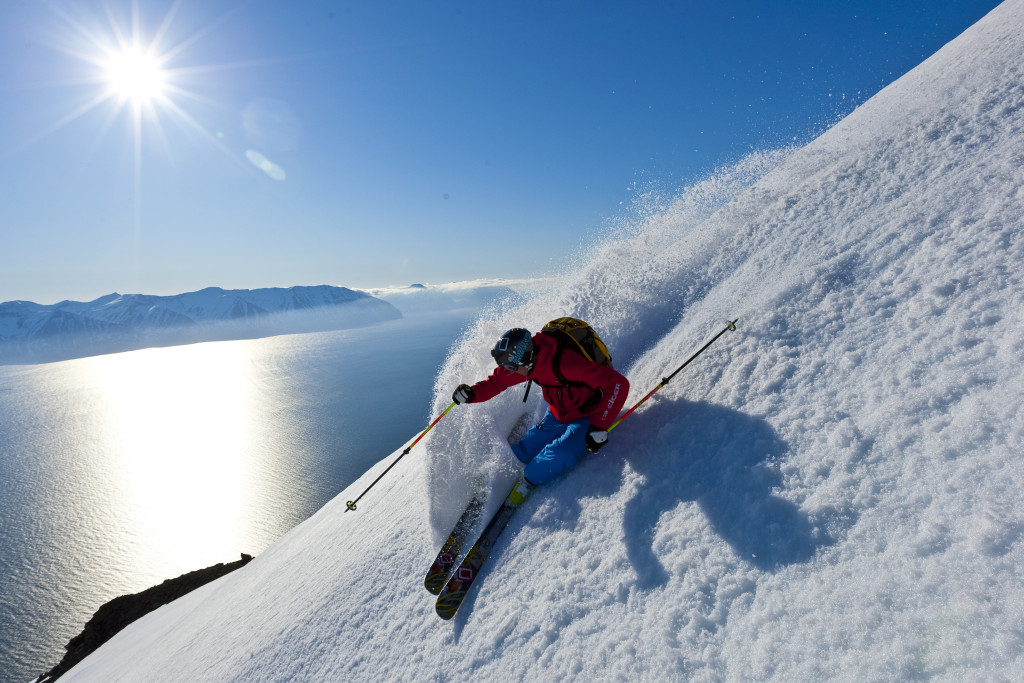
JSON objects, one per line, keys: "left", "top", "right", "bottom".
{"left": 451, "top": 327, "right": 630, "bottom": 504}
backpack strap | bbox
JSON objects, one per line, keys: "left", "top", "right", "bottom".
{"left": 545, "top": 331, "right": 585, "bottom": 387}
{"left": 545, "top": 333, "right": 605, "bottom": 411}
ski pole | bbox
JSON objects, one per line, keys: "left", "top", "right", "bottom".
{"left": 345, "top": 401, "right": 457, "bottom": 512}
{"left": 607, "top": 319, "right": 738, "bottom": 434}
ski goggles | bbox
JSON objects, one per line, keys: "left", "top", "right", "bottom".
{"left": 501, "top": 361, "right": 534, "bottom": 373}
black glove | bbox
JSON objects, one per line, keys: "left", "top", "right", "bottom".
{"left": 586, "top": 427, "right": 608, "bottom": 452}
{"left": 452, "top": 384, "right": 475, "bottom": 405}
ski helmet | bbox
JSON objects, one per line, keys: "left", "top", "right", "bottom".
{"left": 491, "top": 328, "right": 534, "bottom": 371}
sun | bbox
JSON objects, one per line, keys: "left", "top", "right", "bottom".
{"left": 104, "top": 47, "right": 167, "bottom": 104}
{"left": 32, "top": 2, "right": 273, "bottom": 178}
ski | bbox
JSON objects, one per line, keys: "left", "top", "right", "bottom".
{"left": 434, "top": 485, "right": 527, "bottom": 620}
{"left": 429, "top": 412, "right": 534, "bottom": 612}
{"left": 424, "top": 495, "right": 485, "bottom": 594}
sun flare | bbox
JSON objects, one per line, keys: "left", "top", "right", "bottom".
{"left": 104, "top": 48, "right": 167, "bottom": 104}
{"left": 35, "top": 2, "right": 275, "bottom": 200}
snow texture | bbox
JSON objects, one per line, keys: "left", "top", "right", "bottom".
{"left": 64, "top": 2, "right": 1024, "bottom": 680}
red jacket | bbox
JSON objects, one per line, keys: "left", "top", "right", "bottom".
{"left": 470, "top": 332, "right": 630, "bottom": 430}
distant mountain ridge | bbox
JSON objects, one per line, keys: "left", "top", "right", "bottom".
{"left": 0, "top": 285, "right": 401, "bottom": 364}
{"left": 359, "top": 280, "right": 527, "bottom": 315}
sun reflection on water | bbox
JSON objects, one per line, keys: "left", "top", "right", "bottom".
{"left": 0, "top": 311, "right": 477, "bottom": 683}
{"left": 87, "top": 342, "right": 255, "bottom": 572}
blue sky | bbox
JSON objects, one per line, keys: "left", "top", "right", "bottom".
{"left": 0, "top": 0, "right": 1002, "bottom": 305}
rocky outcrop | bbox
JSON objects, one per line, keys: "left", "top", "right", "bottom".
{"left": 38, "top": 554, "right": 254, "bottom": 682}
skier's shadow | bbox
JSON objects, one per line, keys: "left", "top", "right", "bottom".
{"left": 446, "top": 399, "right": 828, "bottom": 630}
{"left": 595, "top": 398, "right": 826, "bottom": 588}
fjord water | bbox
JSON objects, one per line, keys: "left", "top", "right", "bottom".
{"left": 0, "top": 309, "right": 474, "bottom": 682}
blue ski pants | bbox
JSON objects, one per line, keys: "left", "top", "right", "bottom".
{"left": 510, "top": 410, "right": 590, "bottom": 485}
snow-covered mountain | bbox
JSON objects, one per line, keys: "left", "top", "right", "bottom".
{"left": 0, "top": 286, "right": 401, "bottom": 365}
{"left": 360, "top": 280, "right": 526, "bottom": 315}
{"left": 60, "top": 1, "right": 1023, "bottom": 680}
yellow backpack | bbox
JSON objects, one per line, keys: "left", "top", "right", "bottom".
{"left": 541, "top": 317, "right": 613, "bottom": 387}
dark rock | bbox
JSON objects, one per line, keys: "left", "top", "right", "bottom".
{"left": 38, "top": 553, "right": 254, "bottom": 682}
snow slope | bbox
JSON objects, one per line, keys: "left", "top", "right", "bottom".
{"left": 64, "top": 1, "right": 1023, "bottom": 680}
